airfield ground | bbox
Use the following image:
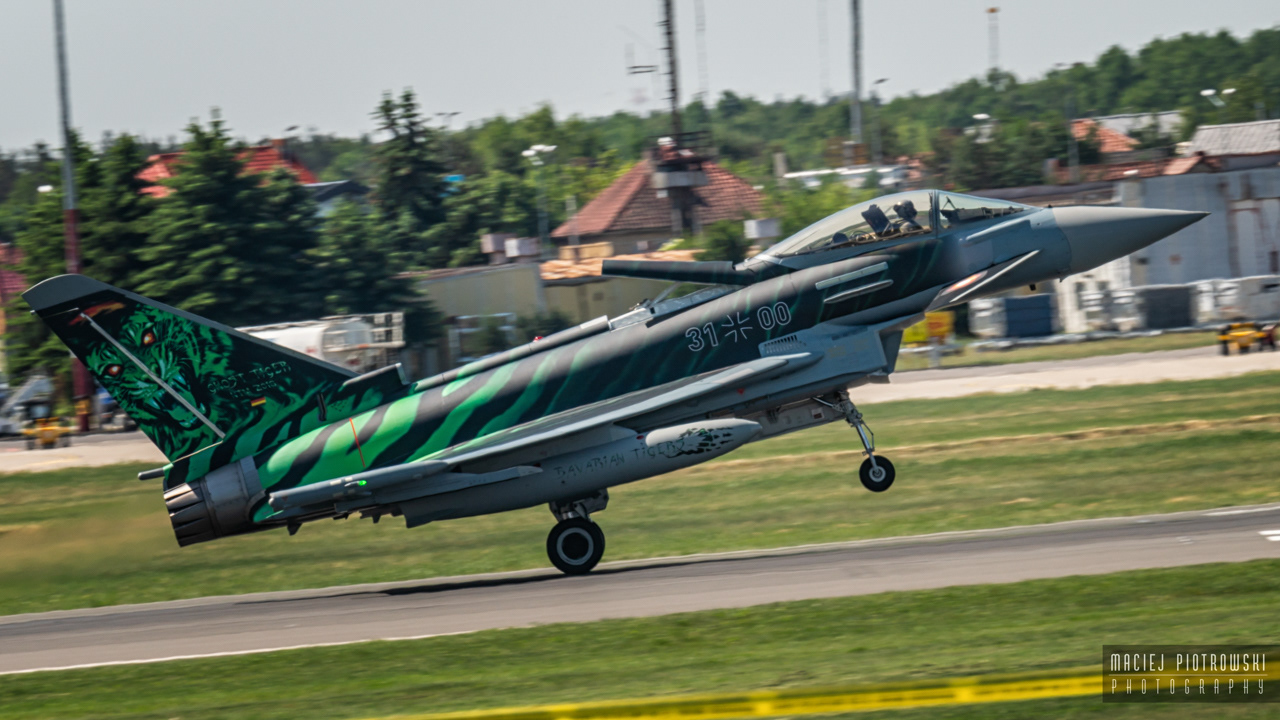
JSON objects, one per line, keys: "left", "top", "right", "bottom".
{"left": 2, "top": 348, "right": 1279, "bottom": 719}
{"left": 1, "top": 560, "right": 1278, "bottom": 719}
{"left": 893, "top": 327, "right": 1218, "bottom": 371}
{"left": 1, "top": 370, "right": 1278, "bottom": 615}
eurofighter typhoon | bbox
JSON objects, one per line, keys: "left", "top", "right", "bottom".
{"left": 25, "top": 191, "right": 1205, "bottom": 574}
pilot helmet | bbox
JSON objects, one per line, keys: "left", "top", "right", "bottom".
{"left": 893, "top": 199, "right": 918, "bottom": 222}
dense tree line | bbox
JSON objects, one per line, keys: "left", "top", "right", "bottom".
{"left": 4, "top": 108, "right": 434, "bottom": 385}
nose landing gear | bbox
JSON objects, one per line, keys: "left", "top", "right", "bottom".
{"left": 818, "top": 391, "right": 896, "bottom": 492}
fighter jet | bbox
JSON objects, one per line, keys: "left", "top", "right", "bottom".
{"left": 25, "top": 190, "right": 1205, "bottom": 574}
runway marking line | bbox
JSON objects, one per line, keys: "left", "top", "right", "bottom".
{"left": 1206, "top": 505, "right": 1280, "bottom": 516}
{"left": 364, "top": 668, "right": 1103, "bottom": 720}
{"left": 1260, "top": 530, "right": 1280, "bottom": 542}
{"left": 0, "top": 630, "right": 479, "bottom": 676}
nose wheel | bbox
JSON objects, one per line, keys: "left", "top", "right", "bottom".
{"left": 859, "top": 456, "right": 895, "bottom": 492}
{"left": 547, "top": 517, "right": 605, "bottom": 575}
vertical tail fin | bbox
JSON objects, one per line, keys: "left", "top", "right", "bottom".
{"left": 24, "top": 275, "right": 397, "bottom": 468}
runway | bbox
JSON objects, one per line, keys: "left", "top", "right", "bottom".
{"left": 4, "top": 502, "right": 1280, "bottom": 675}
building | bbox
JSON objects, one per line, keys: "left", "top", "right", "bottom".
{"left": 550, "top": 157, "right": 763, "bottom": 253}
{"left": 1185, "top": 119, "right": 1280, "bottom": 171}
{"left": 306, "top": 179, "right": 368, "bottom": 216}
{"left": 137, "top": 140, "right": 319, "bottom": 198}
{"left": 1092, "top": 111, "right": 1183, "bottom": 141}
{"left": 540, "top": 248, "right": 698, "bottom": 322}
{"left": 973, "top": 119, "right": 1280, "bottom": 332}
{"left": 405, "top": 247, "right": 702, "bottom": 371}
{"left": 982, "top": 163, "right": 1280, "bottom": 332}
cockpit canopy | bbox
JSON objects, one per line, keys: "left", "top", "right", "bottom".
{"left": 762, "top": 190, "right": 1034, "bottom": 259}
{"left": 937, "top": 191, "right": 1033, "bottom": 229}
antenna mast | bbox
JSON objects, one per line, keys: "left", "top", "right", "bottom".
{"left": 987, "top": 7, "right": 999, "bottom": 78}
{"left": 849, "top": 0, "right": 862, "bottom": 146}
{"left": 661, "top": 0, "right": 682, "bottom": 135}
{"left": 695, "top": 0, "right": 709, "bottom": 105}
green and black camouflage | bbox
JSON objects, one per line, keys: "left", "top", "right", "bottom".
{"left": 24, "top": 191, "right": 1204, "bottom": 553}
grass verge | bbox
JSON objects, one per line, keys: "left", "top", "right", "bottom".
{"left": 893, "top": 330, "right": 1217, "bottom": 371}
{"left": 1, "top": 372, "right": 1278, "bottom": 615}
{"left": 2, "top": 560, "right": 1278, "bottom": 720}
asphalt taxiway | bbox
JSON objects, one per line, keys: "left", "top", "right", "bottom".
{"left": 4, "top": 502, "right": 1280, "bottom": 675}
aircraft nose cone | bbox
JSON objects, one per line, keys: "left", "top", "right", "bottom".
{"left": 1054, "top": 206, "right": 1207, "bottom": 274}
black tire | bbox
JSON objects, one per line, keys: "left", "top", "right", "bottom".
{"left": 25, "top": 439, "right": 34, "bottom": 451}
{"left": 1220, "top": 341, "right": 1230, "bottom": 356}
{"left": 546, "top": 518, "right": 605, "bottom": 575}
{"left": 859, "top": 456, "right": 896, "bottom": 492}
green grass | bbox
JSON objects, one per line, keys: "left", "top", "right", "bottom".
{"left": 3, "top": 560, "right": 1279, "bottom": 720}
{"left": 894, "top": 331, "right": 1217, "bottom": 371}
{"left": 1, "top": 372, "right": 1278, "bottom": 616}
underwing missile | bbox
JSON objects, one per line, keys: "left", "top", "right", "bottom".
{"left": 268, "top": 460, "right": 449, "bottom": 511}
{"left": 397, "top": 419, "right": 764, "bottom": 526}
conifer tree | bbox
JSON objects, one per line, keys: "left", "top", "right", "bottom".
{"left": 371, "top": 90, "right": 449, "bottom": 268}
{"left": 137, "top": 116, "right": 322, "bottom": 327}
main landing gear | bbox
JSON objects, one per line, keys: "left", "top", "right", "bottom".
{"left": 819, "top": 391, "right": 896, "bottom": 492}
{"left": 546, "top": 490, "right": 608, "bottom": 575}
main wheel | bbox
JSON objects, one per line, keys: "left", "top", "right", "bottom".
{"left": 546, "top": 518, "right": 605, "bottom": 575}
{"left": 859, "top": 456, "right": 896, "bottom": 492}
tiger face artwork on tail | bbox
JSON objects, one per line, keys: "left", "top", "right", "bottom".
{"left": 75, "top": 302, "right": 232, "bottom": 457}
{"left": 26, "top": 275, "right": 386, "bottom": 470}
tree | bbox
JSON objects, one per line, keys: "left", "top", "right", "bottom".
{"left": 311, "top": 200, "right": 441, "bottom": 344}
{"left": 371, "top": 89, "right": 449, "bottom": 268}
{"left": 6, "top": 190, "right": 74, "bottom": 384}
{"left": 5, "top": 133, "right": 149, "bottom": 389}
{"left": 136, "top": 115, "right": 320, "bottom": 327}
{"left": 698, "top": 219, "right": 751, "bottom": 264}
{"left": 79, "top": 134, "right": 155, "bottom": 288}
{"left": 515, "top": 310, "right": 573, "bottom": 344}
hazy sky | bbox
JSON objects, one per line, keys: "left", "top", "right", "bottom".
{"left": 2, "top": 0, "right": 1276, "bottom": 150}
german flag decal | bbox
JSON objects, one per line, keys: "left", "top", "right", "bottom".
{"left": 250, "top": 397, "right": 267, "bottom": 408}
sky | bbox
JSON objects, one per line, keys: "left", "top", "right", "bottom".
{"left": 1, "top": 0, "right": 1277, "bottom": 151}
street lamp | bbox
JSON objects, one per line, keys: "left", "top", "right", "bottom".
{"left": 523, "top": 144, "right": 557, "bottom": 246}
{"left": 1201, "top": 88, "right": 1236, "bottom": 123}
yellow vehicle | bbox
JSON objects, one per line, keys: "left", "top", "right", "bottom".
{"left": 1218, "top": 322, "right": 1278, "bottom": 355}
{"left": 903, "top": 311, "right": 956, "bottom": 346}
{"left": 20, "top": 398, "right": 73, "bottom": 450}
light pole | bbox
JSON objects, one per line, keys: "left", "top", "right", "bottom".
{"left": 522, "top": 144, "right": 556, "bottom": 247}
{"left": 53, "top": 0, "right": 91, "bottom": 432}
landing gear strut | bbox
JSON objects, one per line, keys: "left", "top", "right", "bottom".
{"left": 820, "top": 391, "right": 896, "bottom": 492}
{"left": 546, "top": 491, "right": 608, "bottom": 575}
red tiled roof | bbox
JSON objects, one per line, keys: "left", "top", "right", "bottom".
{"left": 0, "top": 244, "right": 26, "bottom": 302}
{"left": 552, "top": 159, "right": 763, "bottom": 238}
{"left": 1162, "top": 153, "right": 1219, "bottom": 175}
{"left": 540, "top": 249, "right": 701, "bottom": 281}
{"left": 1053, "top": 152, "right": 1221, "bottom": 183}
{"left": 138, "top": 142, "right": 318, "bottom": 198}
{"left": 1073, "top": 119, "right": 1139, "bottom": 154}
